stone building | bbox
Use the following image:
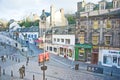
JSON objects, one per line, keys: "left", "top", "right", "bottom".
{"left": 76, "top": 0, "right": 120, "bottom": 65}
{"left": 38, "top": 5, "right": 68, "bottom": 49}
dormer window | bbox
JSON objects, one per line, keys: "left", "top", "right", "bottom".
{"left": 99, "top": 0, "right": 107, "bottom": 10}
{"left": 113, "top": 0, "right": 120, "bottom": 8}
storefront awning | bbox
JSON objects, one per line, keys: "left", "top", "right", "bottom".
{"left": 75, "top": 43, "right": 92, "bottom": 48}
{"left": 34, "top": 38, "right": 43, "bottom": 42}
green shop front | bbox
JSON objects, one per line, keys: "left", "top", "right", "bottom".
{"left": 75, "top": 43, "right": 92, "bottom": 63}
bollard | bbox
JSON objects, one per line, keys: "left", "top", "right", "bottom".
{"left": 6, "top": 55, "right": 8, "bottom": 58}
{"left": 3, "top": 69, "right": 5, "bottom": 75}
{"left": 11, "top": 70, "right": 13, "bottom": 77}
{"left": 18, "top": 59, "right": 20, "bottom": 63}
{"left": 0, "top": 66, "right": 1, "bottom": 76}
{"left": 15, "top": 58, "right": 17, "bottom": 62}
{"left": 33, "top": 75, "right": 35, "bottom": 80}
{"left": 12, "top": 56, "right": 14, "bottom": 61}
{"left": 9, "top": 56, "right": 11, "bottom": 60}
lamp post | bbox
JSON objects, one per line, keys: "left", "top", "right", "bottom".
{"left": 41, "top": 32, "right": 47, "bottom": 80}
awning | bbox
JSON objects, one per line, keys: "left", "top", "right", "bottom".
{"left": 34, "top": 38, "right": 43, "bottom": 42}
{"left": 75, "top": 43, "right": 92, "bottom": 48}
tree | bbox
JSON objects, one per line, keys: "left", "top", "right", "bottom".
{"left": 18, "top": 20, "right": 39, "bottom": 27}
{"left": 66, "top": 14, "right": 76, "bottom": 24}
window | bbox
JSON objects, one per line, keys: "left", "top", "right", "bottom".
{"left": 93, "top": 20, "right": 99, "bottom": 29}
{"left": 50, "top": 47, "right": 52, "bottom": 51}
{"left": 92, "top": 36, "right": 99, "bottom": 45}
{"left": 113, "top": 56, "right": 117, "bottom": 63}
{"left": 118, "top": 57, "right": 120, "bottom": 66}
{"left": 105, "top": 36, "right": 111, "bottom": 45}
{"left": 106, "top": 20, "right": 112, "bottom": 29}
{"left": 79, "top": 35, "right": 85, "bottom": 44}
{"left": 103, "top": 55, "right": 112, "bottom": 65}
{"left": 57, "top": 38, "right": 60, "bottom": 42}
{"left": 54, "top": 38, "right": 56, "bottom": 42}
{"left": 31, "top": 34, "right": 33, "bottom": 38}
{"left": 47, "top": 46, "right": 49, "bottom": 50}
{"left": 34, "top": 35, "right": 37, "bottom": 38}
{"left": 65, "top": 39, "right": 70, "bottom": 44}
{"left": 61, "top": 39, "right": 64, "bottom": 42}
{"left": 79, "top": 48, "right": 84, "bottom": 57}
{"left": 28, "top": 34, "right": 30, "bottom": 38}
{"left": 54, "top": 48, "right": 57, "bottom": 52}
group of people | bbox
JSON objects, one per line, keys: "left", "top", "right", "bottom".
{"left": 19, "top": 65, "right": 25, "bottom": 79}
{"left": 1, "top": 55, "right": 6, "bottom": 62}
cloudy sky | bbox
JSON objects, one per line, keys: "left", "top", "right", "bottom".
{"left": 0, "top": 0, "right": 111, "bottom": 21}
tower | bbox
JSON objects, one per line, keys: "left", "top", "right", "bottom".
{"left": 50, "top": 5, "right": 55, "bottom": 27}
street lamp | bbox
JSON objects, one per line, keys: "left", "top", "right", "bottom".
{"left": 41, "top": 32, "right": 47, "bottom": 80}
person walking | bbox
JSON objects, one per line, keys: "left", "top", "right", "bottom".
{"left": 19, "top": 67, "right": 24, "bottom": 79}
{"left": 26, "top": 57, "right": 29, "bottom": 66}
{"left": 22, "top": 65, "right": 25, "bottom": 76}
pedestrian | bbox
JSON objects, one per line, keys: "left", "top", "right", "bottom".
{"left": 22, "top": 65, "right": 25, "bottom": 76}
{"left": 19, "top": 67, "right": 24, "bottom": 79}
{"left": 1, "top": 56, "right": 4, "bottom": 62}
{"left": 26, "top": 57, "right": 29, "bottom": 66}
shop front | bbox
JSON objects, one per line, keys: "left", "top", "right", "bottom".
{"left": 59, "top": 45, "right": 74, "bottom": 60}
{"left": 75, "top": 43, "right": 92, "bottom": 63}
{"left": 91, "top": 46, "right": 99, "bottom": 64}
{"left": 99, "top": 49, "right": 120, "bottom": 68}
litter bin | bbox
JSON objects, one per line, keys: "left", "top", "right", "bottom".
{"left": 75, "top": 64, "right": 79, "bottom": 70}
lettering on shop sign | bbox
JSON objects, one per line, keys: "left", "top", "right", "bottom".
{"left": 109, "top": 51, "right": 120, "bottom": 54}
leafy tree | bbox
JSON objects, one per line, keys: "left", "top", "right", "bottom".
{"left": 66, "top": 14, "right": 76, "bottom": 24}
{"left": 18, "top": 20, "right": 39, "bottom": 27}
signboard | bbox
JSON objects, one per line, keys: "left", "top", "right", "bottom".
{"left": 38, "top": 52, "right": 49, "bottom": 63}
{"left": 102, "top": 50, "right": 120, "bottom": 54}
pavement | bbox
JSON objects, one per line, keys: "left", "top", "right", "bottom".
{"left": 0, "top": 33, "right": 120, "bottom": 80}
{"left": 0, "top": 45, "right": 119, "bottom": 80}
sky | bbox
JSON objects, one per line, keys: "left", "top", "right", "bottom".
{"left": 0, "top": 0, "right": 112, "bottom": 21}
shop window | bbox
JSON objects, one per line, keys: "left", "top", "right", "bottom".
{"left": 103, "top": 55, "right": 112, "bottom": 65}
{"left": 68, "top": 49, "right": 72, "bottom": 57}
{"left": 113, "top": 56, "right": 117, "bottom": 63}
{"left": 118, "top": 57, "right": 120, "bottom": 66}
{"left": 79, "top": 48, "right": 84, "bottom": 58}
{"left": 54, "top": 48, "right": 57, "bottom": 52}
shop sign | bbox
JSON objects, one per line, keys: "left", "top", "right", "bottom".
{"left": 103, "top": 50, "right": 120, "bottom": 54}
{"left": 109, "top": 51, "right": 120, "bottom": 54}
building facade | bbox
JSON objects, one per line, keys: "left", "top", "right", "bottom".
{"left": 76, "top": 0, "right": 120, "bottom": 65}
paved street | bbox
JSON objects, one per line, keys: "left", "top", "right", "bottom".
{"left": 0, "top": 44, "right": 119, "bottom": 80}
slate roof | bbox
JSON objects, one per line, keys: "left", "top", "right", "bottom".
{"left": 46, "top": 25, "right": 76, "bottom": 35}
{"left": 16, "top": 26, "right": 39, "bottom": 32}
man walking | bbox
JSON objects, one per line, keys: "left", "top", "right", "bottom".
{"left": 22, "top": 65, "right": 25, "bottom": 76}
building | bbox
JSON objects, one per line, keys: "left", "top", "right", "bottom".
{"left": 45, "top": 25, "right": 76, "bottom": 60}
{"left": 76, "top": 0, "right": 120, "bottom": 65}
{"left": 39, "top": 5, "right": 68, "bottom": 49}
{"left": 17, "top": 26, "right": 39, "bottom": 46}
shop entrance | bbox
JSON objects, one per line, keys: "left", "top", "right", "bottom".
{"left": 91, "top": 53, "right": 98, "bottom": 64}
